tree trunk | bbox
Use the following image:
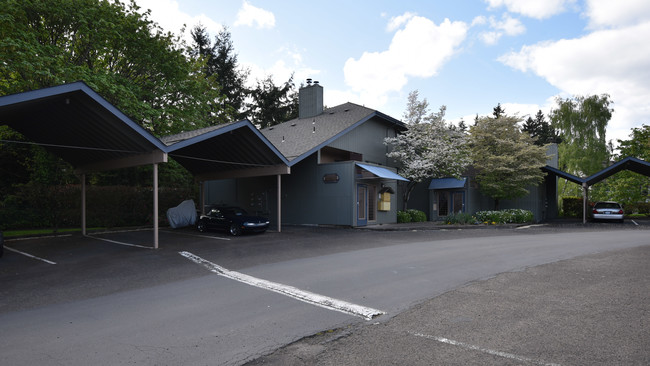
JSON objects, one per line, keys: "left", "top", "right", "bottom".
{"left": 494, "top": 198, "right": 500, "bottom": 211}
{"left": 402, "top": 181, "right": 417, "bottom": 211}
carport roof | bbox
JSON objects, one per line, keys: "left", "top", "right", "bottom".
{"left": 161, "top": 120, "right": 289, "bottom": 181}
{"left": 0, "top": 81, "right": 167, "bottom": 172}
{"left": 584, "top": 157, "right": 650, "bottom": 186}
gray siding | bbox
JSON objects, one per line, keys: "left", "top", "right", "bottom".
{"left": 326, "top": 116, "right": 397, "bottom": 166}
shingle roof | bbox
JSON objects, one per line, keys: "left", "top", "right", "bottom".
{"left": 261, "top": 102, "right": 404, "bottom": 164}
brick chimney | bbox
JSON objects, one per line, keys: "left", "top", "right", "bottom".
{"left": 299, "top": 79, "right": 323, "bottom": 119}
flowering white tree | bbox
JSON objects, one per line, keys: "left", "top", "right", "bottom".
{"left": 385, "top": 91, "right": 471, "bottom": 210}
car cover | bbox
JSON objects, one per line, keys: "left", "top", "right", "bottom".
{"left": 166, "top": 199, "right": 197, "bottom": 228}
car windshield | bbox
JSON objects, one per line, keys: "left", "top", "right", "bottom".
{"left": 595, "top": 202, "right": 621, "bottom": 209}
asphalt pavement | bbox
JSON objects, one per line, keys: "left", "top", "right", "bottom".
{"left": 246, "top": 245, "right": 650, "bottom": 365}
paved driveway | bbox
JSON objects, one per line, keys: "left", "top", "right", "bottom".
{"left": 1, "top": 224, "right": 648, "bottom": 365}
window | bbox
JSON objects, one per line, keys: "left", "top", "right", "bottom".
{"left": 438, "top": 192, "right": 449, "bottom": 216}
{"left": 368, "top": 185, "right": 377, "bottom": 221}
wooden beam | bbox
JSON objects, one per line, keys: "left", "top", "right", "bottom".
{"left": 194, "top": 165, "right": 290, "bottom": 181}
{"left": 75, "top": 150, "right": 167, "bottom": 173}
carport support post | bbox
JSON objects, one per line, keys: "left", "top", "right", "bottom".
{"left": 81, "top": 173, "right": 86, "bottom": 236}
{"left": 582, "top": 182, "right": 588, "bottom": 224}
{"left": 153, "top": 163, "right": 159, "bottom": 249}
{"left": 277, "top": 174, "right": 282, "bottom": 233}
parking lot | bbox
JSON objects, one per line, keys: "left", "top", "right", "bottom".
{"left": 1, "top": 223, "right": 649, "bottom": 365}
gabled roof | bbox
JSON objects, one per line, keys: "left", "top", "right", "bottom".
{"left": 161, "top": 120, "right": 289, "bottom": 180}
{"left": 542, "top": 157, "right": 650, "bottom": 186}
{"left": 584, "top": 156, "right": 650, "bottom": 186}
{"left": 261, "top": 102, "right": 405, "bottom": 166}
{"left": 0, "top": 81, "right": 167, "bottom": 172}
{"left": 542, "top": 165, "right": 584, "bottom": 185}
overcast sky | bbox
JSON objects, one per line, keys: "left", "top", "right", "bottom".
{"left": 134, "top": 0, "right": 650, "bottom": 144}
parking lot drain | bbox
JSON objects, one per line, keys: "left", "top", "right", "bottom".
{"left": 179, "top": 251, "right": 385, "bottom": 320}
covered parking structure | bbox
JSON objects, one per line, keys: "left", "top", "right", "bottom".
{"left": 543, "top": 157, "right": 650, "bottom": 223}
{"left": 0, "top": 82, "right": 289, "bottom": 248}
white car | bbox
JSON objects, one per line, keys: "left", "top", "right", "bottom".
{"left": 592, "top": 201, "right": 624, "bottom": 223}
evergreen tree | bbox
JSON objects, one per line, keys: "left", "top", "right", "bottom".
{"left": 246, "top": 75, "right": 298, "bottom": 128}
{"left": 522, "top": 110, "right": 561, "bottom": 146}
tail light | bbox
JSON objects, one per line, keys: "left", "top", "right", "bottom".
{"left": 592, "top": 209, "right": 598, "bottom": 213}
{"left": 617, "top": 209, "right": 624, "bottom": 214}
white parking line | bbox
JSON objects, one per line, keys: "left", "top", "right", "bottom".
{"left": 410, "top": 332, "right": 561, "bottom": 366}
{"left": 86, "top": 235, "right": 153, "bottom": 249}
{"left": 4, "top": 246, "right": 57, "bottom": 264}
{"left": 164, "top": 230, "right": 231, "bottom": 241}
{"left": 179, "top": 251, "right": 385, "bottom": 320}
{"left": 631, "top": 220, "right": 639, "bottom": 226}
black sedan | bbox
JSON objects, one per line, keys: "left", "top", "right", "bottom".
{"left": 196, "top": 207, "right": 269, "bottom": 236}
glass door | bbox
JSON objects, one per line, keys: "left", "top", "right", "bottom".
{"left": 357, "top": 184, "right": 367, "bottom": 226}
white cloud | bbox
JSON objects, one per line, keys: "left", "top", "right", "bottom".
{"left": 243, "top": 48, "right": 320, "bottom": 90}
{"left": 499, "top": 19, "right": 650, "bottom": 143}
{"left": 343, "top": 15, "right": 468, "bottom": 109}
{"left": 584, "top": 0, "right": 650, "bottom": 28}
{"left": 234, "top": 1, "right": 275, "bottom": 29}
{"left": 386, "top": 12, "right": 417, "bottom": 32}
{"left": 134, "top": 0, "right": 222, "bottom": 45}
{"left": 477, "top": 13, "right": 525, "bottom": 45}
{"left": 485, "top": 0, "right": 576, "bottom": 19}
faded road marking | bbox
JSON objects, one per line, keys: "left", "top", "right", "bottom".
{"left": 179, "top": 251, "right": 385, "bottom": 320}
{"left": 4, "top": 246, "right": 56, "bottom": 264}
{"left": 410, "top": 332, "right": 561, "bottom": 366}
{"left": 87, "top": 235, "right": 153, "bottom": 249}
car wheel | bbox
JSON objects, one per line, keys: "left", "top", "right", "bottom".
{"left": 197, "top": 220, "right": 207, "bottom": 233}
{"left": 229, "top": 223, "right": 242, "bottom": 236}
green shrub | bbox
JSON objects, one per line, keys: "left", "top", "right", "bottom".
{"left": 444, "top": 212, "right": 477, "bottom": 225}
{"left": 625, "top": 202, "right": 650, "bottom": 215}
{"left": 397, "top": 210, "right": 412, "bottom": 223}
{"left": 407, "top": 209, "right": 427, "bottom": 222}
{"left": 561, "top": 196, "right": 583, "bottom": 217}
{"left": 475, "top": 209, "right": 534, "bottom": 224}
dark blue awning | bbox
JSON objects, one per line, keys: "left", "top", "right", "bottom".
{"left": 356, "top": 163, "right": 409, "bottom": 182}
{"left": 428, "top": 177, "right": 466, "bottom": 190}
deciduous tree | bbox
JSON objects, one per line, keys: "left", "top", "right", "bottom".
{"left": 469, "top": 114, "right": 548, "bottom": 210}
{"left": 385, "top": 91, "right": 470, "bottom": 210}
{"left": 549, "top": 94, "right": 613, "bottom": 176}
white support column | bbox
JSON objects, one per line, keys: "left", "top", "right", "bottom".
{"left": 81, "top": 173, "right": 86, "bottom": 236}
{"left": 200, "top": 181, "right": 205, "bottom": 215}
{"left": 277, "top": 174, "right": 282, "bottom": 233}
{"left": 153, "top": 163, "right": 159, "bottom": 249}
{"left": 582, "top": 182, "right": 588, "bottom": 224}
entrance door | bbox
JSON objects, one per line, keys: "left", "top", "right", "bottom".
{"left": 357, "top": 184, "right": 368, "bottom": 226}
{"left": 452, "top": 191, "right": 465, "bottom": 214}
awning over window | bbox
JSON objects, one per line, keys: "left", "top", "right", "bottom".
{"left": 428, "top": 177, "right": 466, "bottom": 190}
{"left": 356, "top": 163, "right": 409, "bottom": 182}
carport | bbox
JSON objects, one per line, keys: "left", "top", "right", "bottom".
{"left": 0, "top": 82, "right": 291, "bottom": 248}
{"left": 0, "top": 82, "right": 168, "bottom": 247}
{"left": 160, "top": 122, "right": 289, "bottom": 231}
{"left": 543, "top": 157, "right": 650, "bottom": 223}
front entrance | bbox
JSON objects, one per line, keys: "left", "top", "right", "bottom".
{"left": 437, "top": 190, "right": 465, "bottom": 216}
{"left": 357, "top": 184, "right": 367, "bottom": 226}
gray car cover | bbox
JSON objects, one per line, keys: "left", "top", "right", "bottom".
{"left": 166, "top": 199, "right": 197, "bottom": 229}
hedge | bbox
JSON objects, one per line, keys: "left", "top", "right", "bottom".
{"left": 0, "top": 183, "right": 197, "bottom": 231}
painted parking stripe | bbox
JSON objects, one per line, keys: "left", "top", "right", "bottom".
{"left": 86, "top": 235, "right": 153, "bottom": 249}
{"left": 163, "top": 230, "right": 231, "bottom": 241}
{"left": 179, "top": 251, "right": 385, "bottom": 320}
{"left": 4, "top": 246, "right": 57, "bottom": 265}
{"left": 410, "top": 332, "right": 561, "bottom": 366}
